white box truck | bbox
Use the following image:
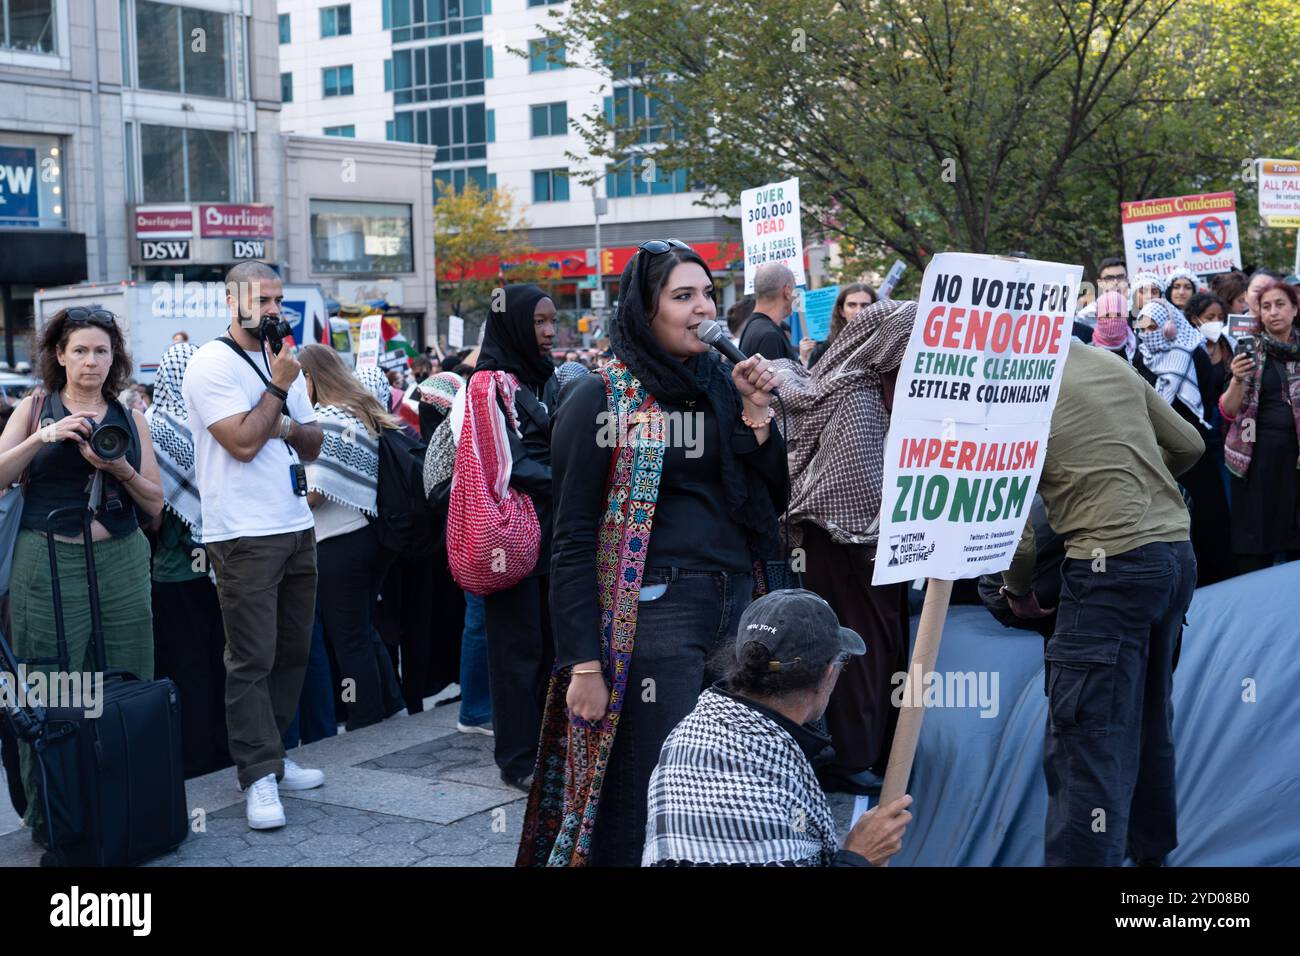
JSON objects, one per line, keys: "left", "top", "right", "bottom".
{"left": 33, "top": 280, "right": 333, "bottom": 383}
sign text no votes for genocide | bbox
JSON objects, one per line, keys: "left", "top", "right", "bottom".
{"left": 872, "top": 253, "right": 1083, "bottom": 586}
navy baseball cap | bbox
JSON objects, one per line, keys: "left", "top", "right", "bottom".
{"left": 735, "top": 589, "right": 865, "bottom": 669}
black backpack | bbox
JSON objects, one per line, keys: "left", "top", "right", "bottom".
{"left": 373, "top": 428, "right": 436, "bottom": 557}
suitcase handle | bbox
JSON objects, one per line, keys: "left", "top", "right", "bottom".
{"left": 45, "top": 499, "right": 108, "bottom": 676}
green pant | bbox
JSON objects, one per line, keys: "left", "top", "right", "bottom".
{"left": 10, "top": 528, "right": 153, "bottom": 831}
{"left": 206, "top": 530, "right": 317, "bottom": 789}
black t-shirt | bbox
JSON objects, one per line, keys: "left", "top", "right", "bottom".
{"left": 548, "top": 372, "right": 787, "bottom": 666}
{"left": 739, "top": 313, "right": 799, "bottom": 363}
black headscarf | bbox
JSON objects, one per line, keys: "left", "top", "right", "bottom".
{"left": 610, "top": 250, "right": 782, "bottom": 554}
{"left": 477, "top": 284, "right": 555, "bottom": 387}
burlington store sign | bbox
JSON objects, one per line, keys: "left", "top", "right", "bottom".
{"left": 131, "top": 204, "right": 275, "bottom": 265}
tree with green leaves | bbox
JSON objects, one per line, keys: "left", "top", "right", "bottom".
{"left": 433, "top": 181, "right": 552, "bottom": 324}
{"left": 546, "top": 0, "right": 1300, "bottom": 290}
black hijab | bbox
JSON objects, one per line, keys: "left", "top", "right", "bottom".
{"left": 477, "top": 284, "right": 555, "bottom": 388}
{"left": 610, "top": 249, "right": 782, "bottom": 554}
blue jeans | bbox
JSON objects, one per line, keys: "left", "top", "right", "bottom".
{"left": 1043, "top": 540, "right": 1196, "bottom": 866}
{"left": 458, "top": 591, "right": 491, "bottom": 727}
{"left": 283, "top": 600, "right": 338, "bottom": 750}
{"left": 590, "top": 567, "right": 752, "bottom": 867}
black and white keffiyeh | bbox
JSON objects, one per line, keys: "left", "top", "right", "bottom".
{"left": 642, "top": 689, "right": 839, "bottom": 867}
{"left": 146, "top": 342, "right": 202, "bottom": 537}
{"left": 307, "top": 404, "right": 379, "bottom": 516}
{"left": 1136, "top": 300, "right": 1207, "bottom": 424}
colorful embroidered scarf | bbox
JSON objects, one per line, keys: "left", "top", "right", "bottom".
{"left": 516, "top": 358, "right": 665, "bottom": 866}
{"left": 1224, "top": 329, "right": 1300, "bottom": 478}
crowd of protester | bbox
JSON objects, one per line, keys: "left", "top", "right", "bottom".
{"left": 1, "top": 242, "right": 1296, "bottom": 866}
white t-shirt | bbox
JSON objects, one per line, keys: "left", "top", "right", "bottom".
{"left": 311, "top": 497, "right": 368, "bottom": 543}
{"left": 182, "top": 339, "right": 317, "bottom": 543}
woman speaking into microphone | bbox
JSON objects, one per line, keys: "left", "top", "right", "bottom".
{"left": 518, "top": 239, "right": 788, "bottom": 867}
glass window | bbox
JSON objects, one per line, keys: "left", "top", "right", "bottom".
{"left": 136, "top": 1, "right": 181, "bottom": 92}
{"left": 281, "top": 72, "right": 292, "bottom": 103}
{"left": 606, "top": 158, "right": 689, "bottom": 198}
{"left": 397, "top": 103, "right": 486, "bottom": 160}
{"left": 3, "top": 0, "right": 57, "bottom": 54}
{"left": 528, "top": 38, "right": 565, "bottom": 72}
{"left": 0, "top": 132, "right": 66, "bottom": 228}
{"left": 324, "top": 125, "right": 356, "bottom": 137}
{"left": 310, "top": 200, "right": 414, "bottom": 274}
{"left": 434, "top": 166, "right": 490, "bottom": 196}
{"left": 527, "top": 0, "right": 565, "bottom": 5}
{"left": 530, "top": 102, "right": 566, "bottom": 137}
{"left": 321, "top": 5, "right": 352, "bottom": 38}
{"left": 140, "top": 125, "right": 232, "bottom": 202}
{"left": 183, "top": 7, "right": 227, "bottom": 97}
{"left": 185, "top": 127, "right": 233, "bottom": 201}
{"left": 532, "top": 168, "right": 568, "bottom": 202}
{"left": 389, "top": 0, "right": 483, "bottom": 41}
{"left": 390, "top": 39, "right": 484, "bottom": 103}
{"left": 136, "top": 1, "right": 228, "bottom": 97}
{"left": 140, "top": 125, "right": 186, "bottom": 202}
{"left": 323, "top": 65, "right": 354, "bottom": 97}
{"left": 278, "top": 12, "right": 290, "bottom": 43}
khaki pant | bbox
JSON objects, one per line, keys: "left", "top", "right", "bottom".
{"left": 206, "top": 529, "right": 317, "bottom": 789}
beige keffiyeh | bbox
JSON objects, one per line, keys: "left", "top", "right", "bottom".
{"left": 771, "top": 300, "right": 917, "bottom": 548}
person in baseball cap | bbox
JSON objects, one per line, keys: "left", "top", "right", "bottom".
{"left": 641, "top": 589, "right": 913, "bottom": 867}
{"left": 734, "top": 587, "right": 866, "bottom": 668}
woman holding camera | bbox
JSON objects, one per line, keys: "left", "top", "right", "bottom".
{"left": 1220, "top": 280, "right": 1300, "bottom": 573}
{"left": 0, "top": 307, "right": 162, "bottom": 831}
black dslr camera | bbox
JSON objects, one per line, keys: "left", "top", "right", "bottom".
{"left": 81, "top": 416, "right": 130, "bottom": 462}
{"left": 259, "top": 315, "right": 294, "bottom": 355}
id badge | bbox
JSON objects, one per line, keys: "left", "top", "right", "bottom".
{"left": 290, "top": 463, "right": 308, "bottom": 497}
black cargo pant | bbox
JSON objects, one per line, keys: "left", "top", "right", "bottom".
{"left": 1043, "top": 540, "right": 1196, "bottom": 866}
{"left": 207, "top": 529, "right": 317, "bottom": 790}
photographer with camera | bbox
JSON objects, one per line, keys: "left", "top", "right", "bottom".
{"left": 1220, "top": 280, "right": 1300, "bottom": 574}
{"left": 182, "top": 262, "right": 325, "bottom": 831}
{"left": 0, "top": 307, "right": 163, "bottom": 837}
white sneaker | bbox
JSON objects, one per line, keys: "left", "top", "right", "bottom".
{"left": 280, "top": 758, "right": 325, "bottom": 791}
{"left": 457, "top": 721, "right": 494, "bottom": 737}
{"left": 246, "top": 774, "right": 286, "bottom": 830}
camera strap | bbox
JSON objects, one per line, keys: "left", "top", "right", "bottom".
{"left": 218, "top": 336, "right": 295, "bottom": 454}
{"left": 46, "top": 390, "right": 134, "bottom": 517}
{"left": 219, "top": 335, "right": 275, "bottom": 388}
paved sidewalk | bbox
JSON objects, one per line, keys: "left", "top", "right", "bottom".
{"left": 0, "top": 697, "right": 858, "bottom": 867}
{"left": 0, "top": 700, "right": 528, "bottom": 867}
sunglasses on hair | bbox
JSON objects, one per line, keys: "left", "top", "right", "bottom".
{"left": 65, "top": 308, "right": 117, "bottom": 329}
{"left": 638, "top": 238, "right": 692, "bottom": 255}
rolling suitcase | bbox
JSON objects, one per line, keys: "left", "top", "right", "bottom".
{"left": 6, "top": 501, "right": 188, "bottom": 866}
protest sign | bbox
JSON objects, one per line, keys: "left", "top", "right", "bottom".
{"left": 356, "top": 316, "right": 382, "bottom": 368}
{"left": 871, "top": 253, "right": 1083, "bottom": 586}
{"left": 801, "top": 285, "right": 839, "bottom": 341}
{"left": 448, "top": 315, "right": 464, "bottom": 350}
{"left": 873, "top": 253, "right": 1082, "bottom": 822}
{"left": 879, "top": 260, "right": 907, "bottom": 299}
{"left": 740, "top": 177, "right": 805, "bottom": 294}
{"left": 1257, "top": 159, "right": 1300, "bottom": 228}
{"left": 1120, "top": 191, "right": 1241, "bottom": 280}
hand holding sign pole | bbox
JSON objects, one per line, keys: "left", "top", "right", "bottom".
{"left": 871, "top": 254, "right": 1083, "bottom": 860}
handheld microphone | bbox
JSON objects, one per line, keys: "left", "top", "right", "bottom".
{"left": 695, "top": 319, "right": 749, "bottom": 365}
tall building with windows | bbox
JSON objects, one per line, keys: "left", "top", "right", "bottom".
{"left": 0, "top": 0, "right": 285, "bottom": 366}
{"left": 276, "top": 0, "right": 742, "bottom": 316}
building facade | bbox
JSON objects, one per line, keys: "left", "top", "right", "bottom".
{"left": 282, "top": 133, "right": 437, "bottom": 346}
{"left": 275, "top": 0, "right": 743, "bottom": 322}
{"left": 0, "top": 0, "right": 286, "bottom": 367}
